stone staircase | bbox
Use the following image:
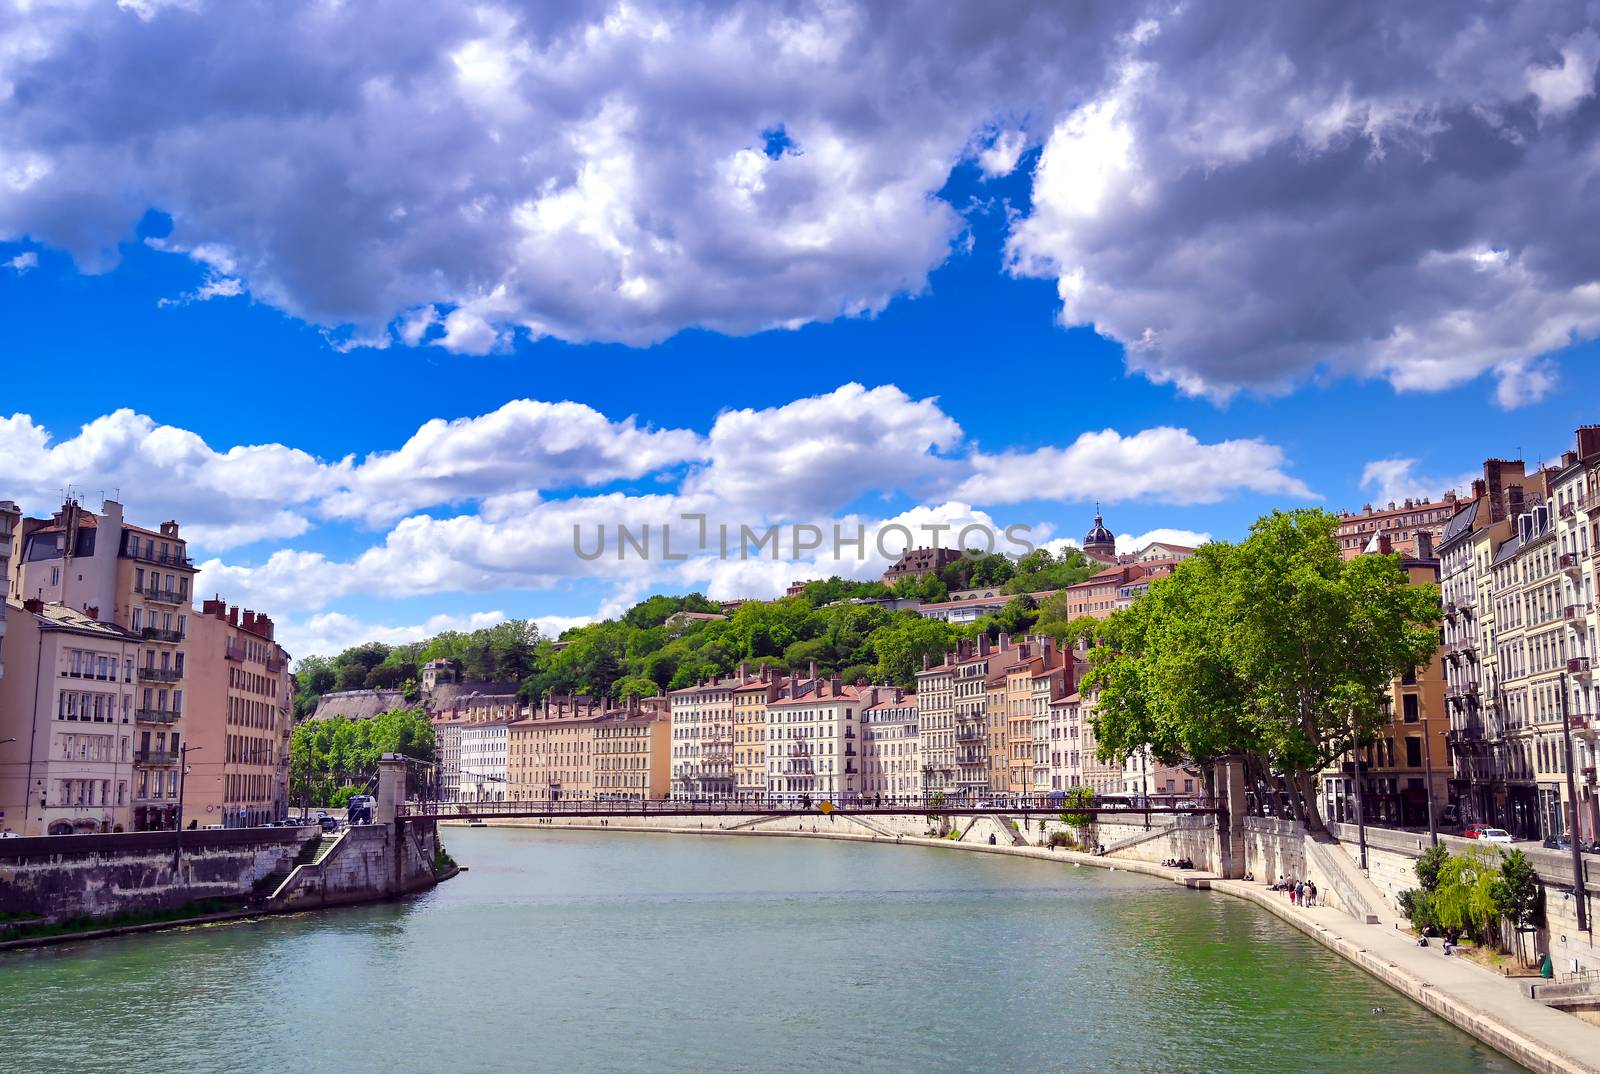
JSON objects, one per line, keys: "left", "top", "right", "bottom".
{"left": 256, "top": 830, "right": 346, "bottom": 905}
{"left": 1306, "top": 831, "right": 1384, "bottom": 925}
{"left": 993, "top": 814, "right": 1030, "bottom": 847}
{"left": 252, "top": 832, "right": 327, "bottom": 901}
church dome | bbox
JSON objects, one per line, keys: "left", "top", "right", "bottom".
{"left": 1083, "top": 510, "right": 1115, "bottom": 553}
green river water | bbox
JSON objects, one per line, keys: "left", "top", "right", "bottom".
{"left": 0, "top": 827, "right": 1531, "bottom": 1073}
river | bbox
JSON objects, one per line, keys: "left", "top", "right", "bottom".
{"left": 0, "top": 827, "right": 1530, "bottom": 1073}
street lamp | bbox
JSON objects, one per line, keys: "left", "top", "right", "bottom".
{"left": 173, "top": 744, "right": 202, "bottom": 869}
{"left": 1559, "top": 672, "right": 1589, "bottom": 933}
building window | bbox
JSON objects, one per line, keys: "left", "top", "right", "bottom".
{"left": 1402, "top": 694, "right": 1420, "bottom": 723}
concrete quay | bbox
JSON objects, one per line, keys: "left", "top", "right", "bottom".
{"left": 478, "top": 815, "right": 1600, "bottom": 1074}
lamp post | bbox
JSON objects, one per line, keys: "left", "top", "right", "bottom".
{"left": 1559, "top": 673, "right": 1589, "bottom": 932}
{"left": 1420, "top": 692, "right": 1440, "bottom": 847}
{"left": 173, "top": 744, "right": 201, "bottom": 870}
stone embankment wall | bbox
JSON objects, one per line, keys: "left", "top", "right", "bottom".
{"left": 1323, "top": 821, "right": 1599, "bottom": 976}
{"left": 0, "top": 826, "right": 314, "bottom": 921}
{"left": 270, "top": 820, "right": 440, "bottom": 910}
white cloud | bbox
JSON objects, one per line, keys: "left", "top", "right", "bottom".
{"left": 1359, "top": 459, "right": 1477, "bottom": 508}
{"left": 282, "top": 608, "right": 508, "bottom": 660}
{"left": 952, "top": 427, "right": 1315, "bottom": 506}
{"left": 3, "top": 386, "right": 1306, "bottom": 623}
{"left": 1002, "top": 3, "right": 1600, "bottom": 407}
{"left": 6, "top": 251, "right": 36, "bottom": 273}
{"left": 683, "top": 383, "right": 962, "bottom": 515}
{"left": 977, "top": 128, "right": 1028, "bottom": 179}
{"left": 1116, "top": 527, "right": 1211, "bottom": 553}
{"left": 324, "top": 399, "right": 706, "bottom": 524}
{"left": 1527, "top": 29, "right": 1600, "bottom": 117}
{"left": 0, "top": 2, "right": 1121, "bottom": 349}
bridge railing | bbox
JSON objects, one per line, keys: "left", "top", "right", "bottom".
{"left": 398, "top": 793, "right": 1219, "bottom": 820}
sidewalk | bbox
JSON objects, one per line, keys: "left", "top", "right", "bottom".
{"left": 1207, "top": 874, "right": 1600, "bottom": 1074}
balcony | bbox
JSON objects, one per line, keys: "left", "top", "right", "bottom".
{"left": 137, "top": 666, "right": 182, "bottom": 683}
{"left": 954, "top": 728, "right": 982, "bottom": 742}
{"left": 1561, "top": 551, "right": 1582, "bottom": 574}
{"left": 225, "top": 641, "right": 247, "bottom": 662}
{"left": 136, "top": 707, "right": 180, "bottom": 724}
{"left": 1560, "top": 502, "right": 1576, "bottom": 521}
{"left": 135, "top": 584, "right": 185, "bottom": 606}
{"left": 1565, "top": 603, "right": 1593, "bottom": 624}
{"left": 265, "top": 656, "right": 285, "bottom": 673}
{"left": 1445, "top": 681, "right": 1479, "bottom": 702}
{"left": 125, "top": 545, "right": 193, "bottom": 568}
{"left": 1570, "top": 657, "right": 1592, "bottom": 678}
{"left": 135, "top": 748, "right": 179, "bottom": 764}
{"left": 141, "top": 626, "right": 184, "bottom": 643}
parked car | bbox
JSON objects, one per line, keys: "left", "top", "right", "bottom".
{"left": 1477, "top": 827, "right": 1514, "bottom": 844}
{"left": 315, "top": 811, "right": 337, "bottom": 832}
{"left": 1543, "top": 834, "right": 1572, "bottom": 851}
{"left": 1462, "top": 823, "right": 1489, "bottom": 839}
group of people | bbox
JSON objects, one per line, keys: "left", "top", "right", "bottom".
{"left": 1161, "top": 857, "right": 1195, "bottom": 870}
{"left": 1271, "top": 875, "right": 1318, "bottom": 907}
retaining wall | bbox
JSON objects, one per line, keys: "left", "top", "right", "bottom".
{"left": 0, "top": 826, "right": 315, "bottom": 921}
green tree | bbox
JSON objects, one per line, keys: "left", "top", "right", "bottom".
{"left": 1085, "top": 510, "right": 1440, "bottom": 827}
{"left": 1432, "top": 847, "right": 1499, "bottom": 943}
{"left": 872, "top": 614, "right": 957, "bottom": 688}
{"left": 1492, "top": 849, "right": 1540, "bottom": 957}
{"left": 1060, "top": 786, "right": 1095, "bottom": 832}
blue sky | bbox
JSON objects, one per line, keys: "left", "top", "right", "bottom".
{"left": 3, "top": 1, "right": 1599, "bottom": 657}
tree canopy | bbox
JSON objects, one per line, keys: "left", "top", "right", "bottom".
{"left": 1084, "top": 509, "right": 1441, "bottom": 827}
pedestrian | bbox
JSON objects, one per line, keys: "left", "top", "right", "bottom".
{"left": 1291, "top": 880, "right": 1301, "bottom": 905}
{"left": 1307, "top": 881, "right": 1317, "bottom": 907}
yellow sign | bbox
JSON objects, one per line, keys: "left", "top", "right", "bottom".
{"left": 819, "top": 801, "right": 834, "bottom": 815}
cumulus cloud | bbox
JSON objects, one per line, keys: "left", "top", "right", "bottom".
{"left": 1359, "top": 458, "right": 1477, "bottom": 508}
{"left": 280, "top": 608, "right": 509, "bottom": 661}
{"left": 1003, "top": 5, "right": 1600, "bottom": 407}
{"left": 952, "top": 427, "right": 1315, "bottom": 506}
{"left": 0, "top": 1, "right": 1124, "bottom": 349}
{"left": 7, "top": 251, "right": 37, "bottom": 273}
{"left": 683, "top": 383, "right": 963, "bottom": 514}
{"left": 323, "top": 399, "right": 706, "bottom": 524}
{"left": 0, "top": 410, "right": 341, "bottom": 550}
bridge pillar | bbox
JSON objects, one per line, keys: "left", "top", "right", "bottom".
{"left": 376, "top": 753, "right": 407, "bottom": 826}
{"left": 1216, "top": 755, "right": 1248, "bottom": 880}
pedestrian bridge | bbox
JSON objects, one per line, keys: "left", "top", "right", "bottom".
{"left": 398, "top": 796, "right": 1221, "bottom": 823}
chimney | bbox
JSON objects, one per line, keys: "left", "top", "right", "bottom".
{"left": 23, "top": 597, "right": 43, "bottom": 614}
{"left": 830, "top": 674, "right": 842, "bottom": 695}
{"left": 978, "top": 635, "right": 991, "bottom": 657}
{"left": 1505, "top": 485, "right": 1525, "bottom": 520}
{"left": 922, "top": 651, "right": 932, "bottom": 671}
{"left": 1471, "top": 478, "right": 1486, "bottom": 502}
{"left": 809, "top": 661, "right": 817, "bottom": 681}
{"left": 1042, "top": 639, "right": 1055, "bottom": 665}
{"left": 1563, "top": 450, "right": 1579, "bottom": 469}
{"left": 1415, "top": 531, "right": 1434, "bottom": 560}
{"left": 203, "top": 597, "right": 225, "bottom": 617}
{"left": 1377, "top": 533, "right": 1393, "bottom": 556}
{"left": 83, "top": 604, "right": 99, "bottom": 620}
{"left": 739, "top": 661, "right": 749, "bottom": 683}
{"left": 998, "top": 632, "right": 1010, "bottom": 651}
{"left": 1578, "top": 425, "right": 1600, "bottom": 460}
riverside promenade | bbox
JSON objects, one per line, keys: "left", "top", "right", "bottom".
{"left": 490, "top": 817, "right": 1600, "bottom": 1074}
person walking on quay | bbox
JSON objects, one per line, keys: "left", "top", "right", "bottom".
{"left": 1306, "top": 882, "right": 1317, "bottom": 908}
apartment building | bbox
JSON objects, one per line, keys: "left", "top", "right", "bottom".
{"left": 507, "top": 695, "right": 602, "bottom": 803}
{"left": 1334, "top": 494, "right": 1460, "bottom": 559}
{"left": 764, "top": 676, "right": 862, "bottom": 799}
{"left": 8, "top": 500, "right": 198, "bottom": 831}
{"left": 915, "top": 654, "right": 955, "bottom": 795}
{"left": 431, "top": 716, "right": 464, "bottom": 802}
{"left": 459, "top": 721, "right": 508, "bottom": 801}
{"left": 1439, "top": 459, "right": 1538, "bottom": 831}
{"left": 733, "top": 666, "right": 787, "bottom": 801}
{"left": 184, "top": 601, "right": 293, "bottom": 827}
{"left": 1071, "top": 689, "right": 1125, "bottom": 796}
{"left": 1065, "top": 564, "right": 1147, "bottom": 621}
{"left": 670, "top": 675, "right": 738, "bottom": 799}
{"left": 0, "top": 500, "right": 18, "bottom": 683}
{"left": 881, "top": 546, "right": 961, "bottom": 586}
{"left": 593, "top": 704, "right": 671, "bottom": 801}
{"left": 0, "top": 599, "right": 141, "bottom": 835}
{"left": 861, "top": 687, "right": 919, "bottom": 797}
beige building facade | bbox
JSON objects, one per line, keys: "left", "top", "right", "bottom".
{"left": 0, "top": 600, "right": 141, "bottom": 835}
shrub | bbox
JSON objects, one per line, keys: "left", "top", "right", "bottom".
{"left": 1433, "top": 847, "right": 1499, "bottom": 944}
{"left": 1415, "top": 844, "right": 1449, "bottom": 893}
